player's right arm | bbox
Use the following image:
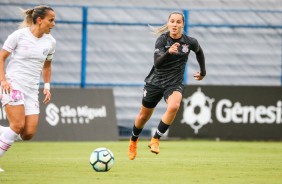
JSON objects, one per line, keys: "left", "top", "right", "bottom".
{"left": 154, "top": 35, "right": 171, "bottom": 69}
{"left": 0, "top": 49, "right": 11, "bottom": 93}
{"left": 0, "top": 30, "right": 19, "bottom": 93}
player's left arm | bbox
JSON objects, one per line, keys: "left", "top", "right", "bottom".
{"left": 42, "top": 59, "right": 52, "bottom": 104}
{"left": 42, "top": 37, "right": 56, "bottom": 104}
{"left": 191, "top": 38, "right": 206, "bottom": 81}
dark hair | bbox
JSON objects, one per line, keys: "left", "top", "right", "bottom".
{"left": 19, "top": 5, "right": 54, "bottom": 28}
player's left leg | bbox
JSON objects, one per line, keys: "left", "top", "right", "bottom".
{"left": 149, "top": 90, "right": 182, "bottom": 154}
{"left": 0, "top": 104, "right": 25, "bottom": 157}
{"left": 19, "top": 85, "right": 40, "bottom": 141}
{"left": 20, "top": 115, "right": 39, "bottom": 141}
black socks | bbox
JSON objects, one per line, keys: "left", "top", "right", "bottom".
{"left": 131, "top": 124, "right": 143, "bottom": 141}
{"left": 153, "top": 120, "right": 170, "bottom": 139}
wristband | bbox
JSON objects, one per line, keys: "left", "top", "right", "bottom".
{"left": 44, "top": 83, "right": 50, "bottom": 90}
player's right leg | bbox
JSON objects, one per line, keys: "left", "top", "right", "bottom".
{"left": 128, "top": 138, "right": 138, "bottom": 160}
{"left": 0, "top": 125, "right": 23, "bottom": 142}
{"left": 128, "top": 84, "right": 162, "bottom": 160}
{"left": 128, "top": 105, "right": 154, "bottom": 160}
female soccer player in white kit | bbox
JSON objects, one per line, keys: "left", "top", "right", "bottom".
{"left": 0, "top": 5, "right": 56, "bottom": 172}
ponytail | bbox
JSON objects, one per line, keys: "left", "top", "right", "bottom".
{"left": 148, "top": 24, "right": 168, "bottom": 35}
{"left": 19, "top": 8, "right": 34, "bottom": 28}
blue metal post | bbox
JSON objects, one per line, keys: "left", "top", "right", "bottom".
{"left": 81, "top": 6, "right": 88, "bottom": 88}
{"left": 183, "top": 9, "right": 189, "bottom": 84}
{"left": 281, "top": 33, "right": 282, "bottom": 86}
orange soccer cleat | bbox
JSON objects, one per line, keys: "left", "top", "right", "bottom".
{"left": 128, "top": 139, "right": 138, "bottom": 160}
{"left": 148, "top": 138, "right": 160, "bottom": 154}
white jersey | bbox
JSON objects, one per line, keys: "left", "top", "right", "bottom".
{"left": 2, "top": 27, "right": 56, "bottom": 89}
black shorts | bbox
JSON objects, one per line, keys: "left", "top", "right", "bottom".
{"left": 142, "top": 83, "right": 184, "bottom": 108}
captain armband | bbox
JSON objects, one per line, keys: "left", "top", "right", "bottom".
{"left": 46, "top": 54, "right": 53, "bottom": 60}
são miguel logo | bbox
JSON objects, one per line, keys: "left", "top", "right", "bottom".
{"left": 45, "top": 103, "right": 107, "bottom": 126}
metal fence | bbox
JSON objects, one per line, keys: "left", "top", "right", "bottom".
{"left": 1, "top": 3, "right": 282, "bottom": 87}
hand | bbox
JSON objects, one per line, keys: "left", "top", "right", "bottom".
{"left": 168, "top": 42, "right": 180, "bottom": 54}
{"left": 193, "top": 72, "right": 205, "bottom": 81}
{"left": 43, "top": 89, "right": 51, "bottom": 104}
{"left": 1, "top": 80, "right": 12, "bottom": 94}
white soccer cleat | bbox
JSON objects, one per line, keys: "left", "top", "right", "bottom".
{"left": 0, "top": 167, "right": 4, "bottom": 172}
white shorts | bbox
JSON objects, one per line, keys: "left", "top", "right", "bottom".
{"left": 1, "top": 79, "right": 39, "bottom": 115}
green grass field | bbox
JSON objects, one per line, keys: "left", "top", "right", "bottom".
{"left": 0, "top": 140, "right": 281, "bottom": 184}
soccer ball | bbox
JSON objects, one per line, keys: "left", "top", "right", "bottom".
{"left": 89, "top": 147, "right": 115, "bottom": 172}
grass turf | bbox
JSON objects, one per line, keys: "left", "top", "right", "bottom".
{"left": 0, "top": 140, "right": 281, "bottom": 184}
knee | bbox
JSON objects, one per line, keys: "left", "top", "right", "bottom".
{"left": 21, "top": 130, "right": 37, "bottom": 141}
{"left": 137, "top": 113, "right": 151, "bottom": 123}
{"left": 167, "top": 102, "right": 180, "bottom": 114}
{"left": 21, "top": 133, "right": 35, "bottom": 141}
{"left": 10, "top": 121, "right": 25, "bottom": 134}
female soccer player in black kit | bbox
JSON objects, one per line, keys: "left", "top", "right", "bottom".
{"left": 128, "top": 12, "right": 206, "bottom": 160}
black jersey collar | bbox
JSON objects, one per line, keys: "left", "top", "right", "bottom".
{"left": 166, "top": 32, "right": 186, "bottom": 43}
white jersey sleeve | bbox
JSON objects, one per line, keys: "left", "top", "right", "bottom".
{"left": 2, "top": 29, "right": 20, "bottom": 52}
{"left": 46, "top": 34, "right": 56, "bottom": 60}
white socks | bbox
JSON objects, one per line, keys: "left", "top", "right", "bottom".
{"left": 0, "top": 125, "right": 22, "bottom": 142}
{"left": 0, "top": 125, "right": 8, "bottom": 135}
{"left": 0, "top": 127, "right": 18, "bottom": 157}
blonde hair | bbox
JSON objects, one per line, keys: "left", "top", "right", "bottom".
{"left": 19, "top": 5, "right": 54, "bottom": 28}
{"left": 149, "top": 11, "right": 185, "bottom": 35}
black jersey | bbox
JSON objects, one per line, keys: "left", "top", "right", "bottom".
{"left": 144, "top": 32, "right": 206, "bottom": 88}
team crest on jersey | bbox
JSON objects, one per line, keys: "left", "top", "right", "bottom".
{"left": 43, "top": 48, "right": 49, "bottom": 56}
{"left": 182, "top": 44, "right": 189, "bottom": 53}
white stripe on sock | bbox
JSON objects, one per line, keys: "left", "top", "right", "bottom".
{"left": 156, "top": 129, "right": 164, "bottom": 137}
